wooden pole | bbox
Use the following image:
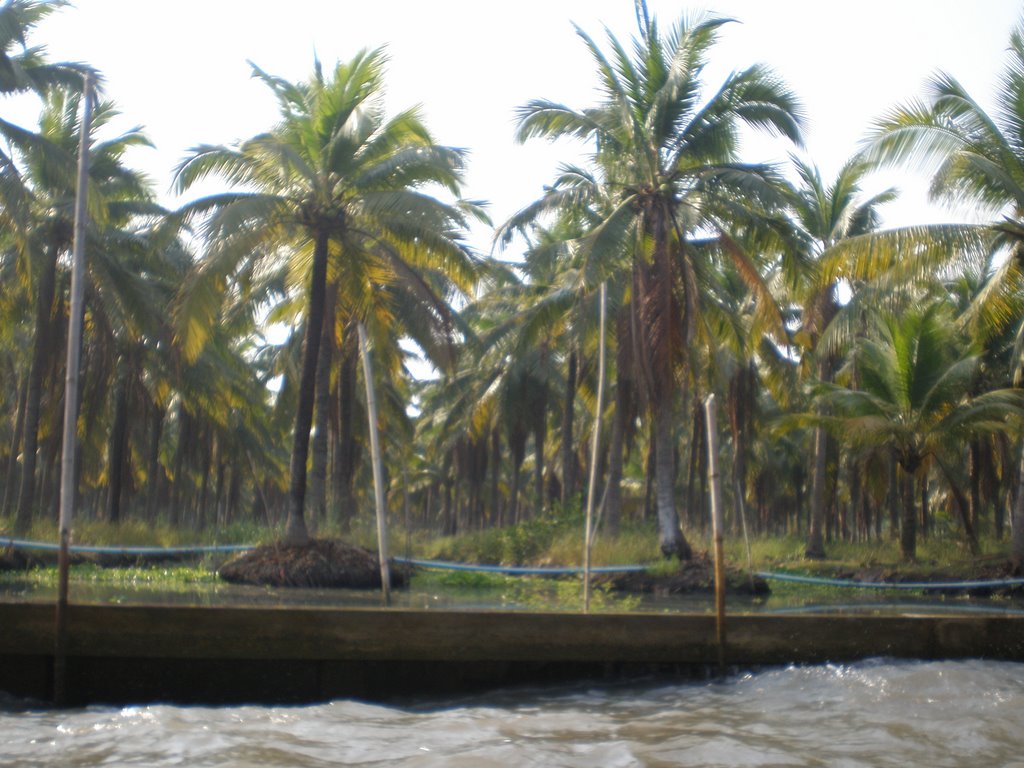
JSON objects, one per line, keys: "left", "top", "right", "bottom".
{"left": 54, "top": 74, "right": 94, "bottom": 706}
{"left": 583, "top": 283, "right": 607, "bottom": 613}
{"left": 704, "top": 393, "right": 727, "bottom": 674}
{"left": 358, "top": 322, "right": 391, "bottom": 606}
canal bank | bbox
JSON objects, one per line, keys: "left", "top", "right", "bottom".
{"left": 2, "top": 602, "right": 1023, "bottom": 705}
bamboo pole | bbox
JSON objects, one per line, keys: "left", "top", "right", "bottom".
{"left": 704, "top": 393, "right": 727, "bottom": 674}
{"left": 583, "top": 283, "right": 607, "bottom": 613}
{"left": 358, "top": 323, "right": 391, "bottom": 606}
{"left": 54, "top": 74, "right": 94, "bottom": 706}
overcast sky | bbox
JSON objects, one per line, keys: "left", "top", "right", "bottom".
{"left": 9, "top": 0, "right": 1023, "bottom": 254}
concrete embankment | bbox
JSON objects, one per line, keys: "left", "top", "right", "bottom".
{"left": 1, "top": 602, "right": 1022, "bottom": 705}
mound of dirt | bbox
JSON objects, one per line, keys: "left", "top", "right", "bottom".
{"left": 849, "top": 561, "right": 1024, "bottom": 598}
{"left": 0, "top": 548, "right": 40, "bottom": 572}
{"left": 594, "top": 552, "right": 769, "bottom": 596}
{"left": 218, "top": 539, "right": 409, "bottom": 589}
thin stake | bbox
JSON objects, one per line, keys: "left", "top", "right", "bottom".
{"left": 358, "top": 323, "right": 391, "bottom": 606}
{"left": 583, "top": 283, "right": 607, "bottom": 613}
{"left": 54, "top": 74, "right": 93, "bottom": 707}
{"left": 704, "top": 393, "right": 727, "bottom": 675}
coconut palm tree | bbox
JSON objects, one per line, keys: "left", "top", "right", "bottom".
{"left": 784, "top": 155, "right": 897, "bottom": 557}
{"left": 8, "top": 88, "right": 155, "bottom": 532}
{"left": 817, "top": 301, "right": 1024, "bottom": 560}
{"left": 508, "top": 8, "right": 803, "bottom": 557}
{"left": 0, "top": 0, "right": 84, "bottom": 94}
{"left": 174, "top": 51, "right": 479, "bottom": 545}
{"left": 0, "top": 0, "right": 91, "bottom": 236}
{"left": 865, "top": 18, "right": 1024, "bottom": 567}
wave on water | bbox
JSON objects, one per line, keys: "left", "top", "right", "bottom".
{"left": 3, "top": 659, "right": 1024, "bottom": 767}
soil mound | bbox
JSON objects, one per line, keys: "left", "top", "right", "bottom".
{"left": 218, "top": 539, "right": 408, "bottom": 589}
{"left": 849, "top": 560, "right": 1024, "bottom": 598}
{"left": 595, "top": 552, "right": 769, "bottom": 596}
{"left": 0, "top": 547, "right": 41, "bottom": 571}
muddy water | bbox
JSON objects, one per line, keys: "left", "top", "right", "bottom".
{"left": 3, "top": 659, "right": 1023, "bottom": 767}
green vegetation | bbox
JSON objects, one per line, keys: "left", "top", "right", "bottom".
{"left": 2, "top": 0, "right": 1024, "bottom": 585}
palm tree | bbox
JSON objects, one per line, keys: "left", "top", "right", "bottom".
{"left": 817, "top": 302, "right": 1023, "bottom": 560}
{"left": 0, "top": 1, "right": 84, "bottom": 95}
{"left": 508, "top": 8, "right": 803, "bottom": 557}
{"left": 174, "top": 51, "right": 478, "bottom": 545}
{"left": 865, "top": 18, "right": 1024, "bottom": 567}
{"left": 9, "top": 88, "right": 154, "bottom": 532}
{"left": 785, "top": 156, "right": 896, "bottom": 557}
{"left": 0, "top": 0, "right": 90, "bottom": 238}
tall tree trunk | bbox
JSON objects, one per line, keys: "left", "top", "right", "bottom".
{"left": 226, "top": 465, "right": 241, "bottom": 525}
{"left": 144, "top": 402, "right": 164, "bottom": 522}
{"left": 936, "top": 457, "right": 979, "bottom": 555}
{"left": 284, "top": 232, "right": 330, "bottom": 545}
{"left": 920, "top": 474, "right": 929, "bottom": 541}
{"left": 508, "top": 424, "right": 526, "bottom": 525}
{"left": 888, "top": 451, "right": 899, "bottom": 538}
{"left": 686, "top": 399, "right": 705, "bottom": 532}
{"left": 104, "top": 359, "right": 129, "bottom": 525}
{"left": 168, "top": 404, "right": 190, "bottom": 528}
{"left": 900, "top": 465, "right": 917, "bottom": 562}
{"left": 849, "top": 457, "right": 863, "bottom": 542}
{"left": 531, "top": 381, "right": 547, "bottom": 519}
{"left": 601, "top": 382, "right": 625, "bottom": 536}
{"left": 653, "top": 395, "right": 690, "bottom": 559}
{"left": 336, "top": 342, "right": 358, "bottom": 531}
{"left": 805, "top": 423, "right": 828, "bottom": 558}
{"left": 969, "top": 439, "right": 982, "bottom": 534}
{"left": 308, "top": 290, "right": 336, "bottom": 534}
{"left": 489, "top": 429, "right": 501, "bottom": 527}
{"left": 15, "top": 245, "right": 59, "bottom": 534}
{"left": 728, "top": 366, "right": 752, "bottom": 537}
{"left": 2, "top": 374, "right": 28, "bottom": 519}
{"left": 1011, "top": 447, "right": 1024, "bottom": 572}
{"left": 559, "top": 348, "right": 577, "bottom": 506}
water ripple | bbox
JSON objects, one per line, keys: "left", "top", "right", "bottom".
{"left": 3, "top": 660, "right": 1024, "bottom": 767}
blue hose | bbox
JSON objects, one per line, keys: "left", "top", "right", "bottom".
{"left": 0, "top": 537, "right": 254, "bottom": 556}
{"left": 393, "top": 557, "right": 648, "bottom": 575}
{"left": 756, "top": 570, "right": 1024, "bottom": 591}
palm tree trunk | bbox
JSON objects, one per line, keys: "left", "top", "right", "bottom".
{"left": 15, "top": 244, "right": 59, "bottom": 534}
{"left": 284, "top": 231, "right": 330, "bottom": 545}
{"left": 900, "top": 465, "right": 917, "bottom": 561}
{"left": 805, "top": 423, "right": 828, "bottom": 558}
{"left": 489, "top": 428, "right": 501, "bottom": 526}
{"left": 969, "top": 440, "right": 982, "bottom": 533}
{"left": 935, "top": 457, "right": 980, "bottom": 555}
{"left": 144, "top": 402, "right": 163, "bottom": 522}
{"left": 601, "top": 383, "right": 625, "bottom": 536}
{"left": 1011, "top": 447, "right": 1024, "bottom": 572}
{"left": 653, "top": 395, "right": 690, "bottom": 559}
{"left": 559, "top": 348, "right": 577, "bottom": 505}
{"left": 308, "top": 290, "right": 336, "bottom": 534}
{"left": 2, "top": 373, "right": 28, "bottom": 519}
{"left": 532, "top": 382, "right": 547, "bottom": 518}
{"left": 686, "top": 399, "right": 705, "bottom": 532}
{"left": 104, "top": 359, "right": 129, "bottom": 524}
{"left": 336, "top": 341, "right": 358, "bottom": 531}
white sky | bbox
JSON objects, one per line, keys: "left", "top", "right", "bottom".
{"left": 9, "top": 0, "right": 1023, "bottom": 255}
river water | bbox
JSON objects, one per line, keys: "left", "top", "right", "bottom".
{"left": 3, "top": 659, "right": 1023, "bottom": 767}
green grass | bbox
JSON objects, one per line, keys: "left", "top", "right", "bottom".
{"left": 4, "top": 510, "right": 1011, "bottom": 583}
{"left": 8, "top": 563, "right": 219, "bottom": 588}
{"left": 0, "top": 515, "right": 277, "bottom": 548}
